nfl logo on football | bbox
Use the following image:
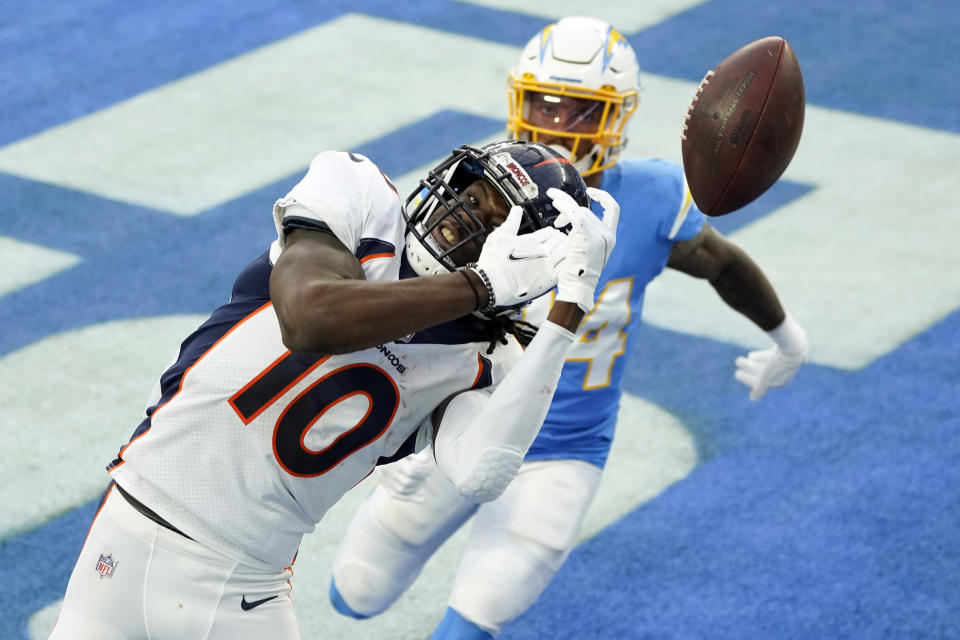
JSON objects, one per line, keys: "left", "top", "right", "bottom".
{"left": 96, "top": 553, "right": 118, "bottom": 579}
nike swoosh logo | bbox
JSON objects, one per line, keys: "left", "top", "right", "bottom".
{"left": 241, "top": 594, "right": 279, "bottom": 611}
{"left": 508, "top": 251, "right": 540, "bottom": 261}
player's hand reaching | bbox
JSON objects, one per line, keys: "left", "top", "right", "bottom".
{"left": 549, "top": 186, "right": 620, "bottom": 313}
{"left": 377, "top": 447, "right": 436, "bottom": 502}
{"left": 471, "top": 205, "right": 566, "bottom": 309}
{"left": 734, "top": 315, "right": 808, "bottom": 401}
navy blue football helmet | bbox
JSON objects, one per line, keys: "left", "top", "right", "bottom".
{"left": 403, "top": 140, "right": 589, "bottom": 277}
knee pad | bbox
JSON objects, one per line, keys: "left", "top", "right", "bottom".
{"left": 449, "top": 546, "right": 554, "bottom": 635}
{"left": 445, "top": 460, "right": 603, "bottom": 634}
{"left": 504, "top": 462, "right": 599, "bottom": 553}
{"left": 331, "top": 483, "right": 477, "bottom": 618}
{"left": 330, "top": 496, "right": 421, "bottom": 617}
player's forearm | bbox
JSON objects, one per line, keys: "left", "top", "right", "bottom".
{"left": 709, "top": 250, "right": 785, "bottom": 331}
{"left": 276, "top": 270, "right": 485, "bottom": 355}
{"left": 546, "top": 300, "right": 585, "bottom": 333}
{"left": 434, "top": 320, "right": 575, "bottom": 502}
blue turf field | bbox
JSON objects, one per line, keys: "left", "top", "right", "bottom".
{"left": 1, "top": 1, "right": 958, "bottom": 638}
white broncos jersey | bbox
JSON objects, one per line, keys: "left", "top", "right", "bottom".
{"left": 109, "top": 151, "right": 522, "bottom": 570}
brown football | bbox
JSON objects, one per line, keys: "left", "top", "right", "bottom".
{"left": 681, "top": 36, "right": 805, "bottom": 216}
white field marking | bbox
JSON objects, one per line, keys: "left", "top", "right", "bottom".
{"left": 0, "top": 315, "right": 206, "bottom": 540}
{"left": 0, "top": 237, "right": 79, "bottom": 298}
{"left": 16, "top": 8, "right": 951, "bottom": 635}
{"left": 2, "top": 9, "right": 952, "bottom": 367}
{"left": 0, "top": 14, "right": 518, "bottom": 216}
{"left": 459, "top": 0, "right": 708, "bottom": 33}
{"left": 30, "top": 392, "right": 696, "bottom": 640}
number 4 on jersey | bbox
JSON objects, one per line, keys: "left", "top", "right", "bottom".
{"left": 567, "top": 278, "right": 633, "bottom": 389}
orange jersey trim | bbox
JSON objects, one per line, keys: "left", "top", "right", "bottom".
{"left": 359, "top": 252, "right": 395, "bottom": 263}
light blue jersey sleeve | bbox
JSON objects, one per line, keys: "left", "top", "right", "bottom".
{"left": 525, "top": 159, "right": 706, "bottom": 468}
{"left": 657, "top": 168, "right": 705, "bottom": 243}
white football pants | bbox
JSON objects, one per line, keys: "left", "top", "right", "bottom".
{"left": 332, "top": 454, "right": 602, "bottom": 636}
{"left": 48, "top": 485, "right": 298, "bottom": 640}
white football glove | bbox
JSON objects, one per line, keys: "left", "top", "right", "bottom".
{"left": 376, "top": 446, "right": 437, "bottom": 502}
{"left": 734, "top": 314, "right": 808, "bottom": 401}
{"left": 471, "top": 205, "right": 566, "bottom": 309}
{"left": 549, "top": 186, "right": 620, "bottom": 313}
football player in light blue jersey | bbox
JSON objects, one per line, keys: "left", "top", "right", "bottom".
{"left": 329, "top": 16, "right": 808, "bottom": 639}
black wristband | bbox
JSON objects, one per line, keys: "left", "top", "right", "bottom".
{"left": 458, "top": 268, "right": 482, "bottom": 311}
{"left": 466, "top": 263, "right": 496, "bottom": 312}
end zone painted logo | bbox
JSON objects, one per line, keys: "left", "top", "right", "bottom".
{"left": 2, "top": 3, "right": 957, "bottom": 639}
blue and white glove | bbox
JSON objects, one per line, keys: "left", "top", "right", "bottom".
{"left": 548, "top": 186, "right": 620, "bottom": 313}
{"left": 734, "top": 314, "right": 808, "bottom": 401}
{"left": 471, "top": 205, "right": 566, "bottom": 309}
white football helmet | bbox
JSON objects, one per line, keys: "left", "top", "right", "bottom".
{"left": 507, "top": 16, "right": 641, "bottom": 176}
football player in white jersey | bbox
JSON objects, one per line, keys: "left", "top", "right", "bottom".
{"left": 328, "top": 17, "right": 810, "bottom": 639}
{"left": 48, "top": 139, "right": 621, "bottom": 640}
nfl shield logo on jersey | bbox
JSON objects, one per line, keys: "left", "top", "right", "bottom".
{"left": 95, "top": 553, "right": 118, "bottom": 579}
